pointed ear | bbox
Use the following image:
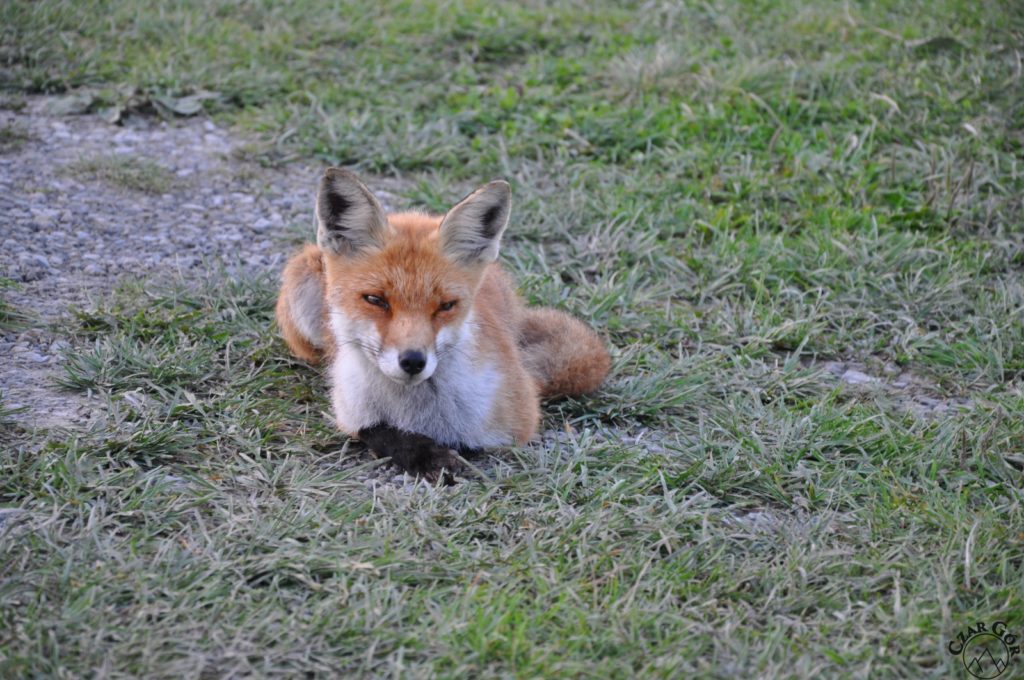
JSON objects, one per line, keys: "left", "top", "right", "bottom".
{"left": 316, "top": 168, "right": 387, "bottom": 257}
{"left": 439, "top": 180, "right": 511, "bottom": 265}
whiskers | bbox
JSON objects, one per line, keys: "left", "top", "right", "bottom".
{"left": 435, "top": 316, "right": 492, "bottom": 364}
{"left": 436, "top": 343, "right": 473, "bottom": 362}
{"left": 335, "top": 336, "right": 382, "bottom": 359}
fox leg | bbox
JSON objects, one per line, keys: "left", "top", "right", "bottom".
{"left": 357, "top": 423, "right": 466, "bottom": 484}
{"left": 518, "top": 308, "right": 610, "bottom": 399}
{"left": 275, "top": 244, "right": 328, "bottom": 364}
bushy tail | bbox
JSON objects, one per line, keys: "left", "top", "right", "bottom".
{"left": 517, "top": 308, "right": 610, "bottom": 399}
{"left": 276, "top": 244, "right": 328, "bottom": 364}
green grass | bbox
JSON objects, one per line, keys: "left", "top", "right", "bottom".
{"left": 2, "top": 0, "right": 1023, "bottom": 677}
{"left": 63, "top": 153, "right": 184, "bottom": 194}
{"left": 0, "top": 121, "right": 31, "bottom": 153}
{"left": 0, "top": 277, "right": 32, "bottom": 332}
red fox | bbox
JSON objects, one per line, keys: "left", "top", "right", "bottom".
{"left": 276, "top": 168, "right": 609, "bottom": 476}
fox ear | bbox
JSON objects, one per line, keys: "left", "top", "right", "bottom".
{"left": 316, "top": 168, "right": 387, "bottom": 256}
{"left": 439, "top": 180, "right": 511, "bottom": 265}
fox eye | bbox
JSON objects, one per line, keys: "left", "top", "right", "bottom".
{"left": 438, "top": 300, "right": 458, "bottom": 312}
{"left": 363, "top": 294, "right": 389, "bottom": 310}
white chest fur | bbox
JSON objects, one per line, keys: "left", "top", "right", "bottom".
{"left": 327, "top": 310, "right": 508, "bottom": 448}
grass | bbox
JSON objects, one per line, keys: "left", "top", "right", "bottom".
{"left": 0, "top": 277, "right": 32, "bottom": 332}
{"left": 62, "top": 153, "right": 184, "bottom": 194}
{"left": 2, "top": 0, "right": 1023, "bottom": 677}
{"left": 0, "top": 121, "right": 31, "bottom": 153}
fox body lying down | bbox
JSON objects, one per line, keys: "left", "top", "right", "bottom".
{"left": 276, "top": 169, "right": 609, "bottom": 474}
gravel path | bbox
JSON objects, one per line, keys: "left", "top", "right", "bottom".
{"left": 0, "top": 98, "right": 396, "bottom": 429}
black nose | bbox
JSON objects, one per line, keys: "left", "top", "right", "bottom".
{"left": 398, "top": 350, "right": 426, "bottom": 376}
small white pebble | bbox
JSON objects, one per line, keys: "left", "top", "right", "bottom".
{"left": 841, "top": 369, "right": 876, "bottom": 385}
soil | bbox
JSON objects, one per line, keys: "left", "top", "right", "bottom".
{"left": 0, "top": 97, "right": 404, "bottom": 430}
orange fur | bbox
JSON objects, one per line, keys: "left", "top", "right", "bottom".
{"left": 276, "top": 243, "right": 327, "bottom": 364}
{"left": 518, "top": 307, "right": 612, "bottom": 399}
{"left": 275, "top": 175, "right": 610, "bottom": 448}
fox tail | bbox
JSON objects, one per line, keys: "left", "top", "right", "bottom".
{"left": 517, "top": 307, "right": 610, "bottom": 399}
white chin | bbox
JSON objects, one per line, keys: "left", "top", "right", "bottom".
{"left": 386, "top": 373, "right": 420, "bottom": 386}
{"left": 378, "top": 366, "right": 433, "bottom": 386}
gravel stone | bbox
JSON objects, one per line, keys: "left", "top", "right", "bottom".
{"left": 0, "top": 97, "right": 414, "bottom": 430}
{"left": 805, "top": 358, "right": 971, "bottom": 417}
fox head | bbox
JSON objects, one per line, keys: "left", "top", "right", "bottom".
{"left": 316, "top": 168, "right": 511, "bottom": 386}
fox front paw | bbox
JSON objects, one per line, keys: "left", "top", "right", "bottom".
{"left": 357, "top": 423, "right": 466, "bottom": 484}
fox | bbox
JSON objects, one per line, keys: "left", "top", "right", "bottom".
{"left": 275, "top": 168, "right": 609, "bottom": 477}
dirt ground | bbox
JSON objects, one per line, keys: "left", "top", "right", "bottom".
{"left": 0, "top": 98, "right": 411, "bottom": 430}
